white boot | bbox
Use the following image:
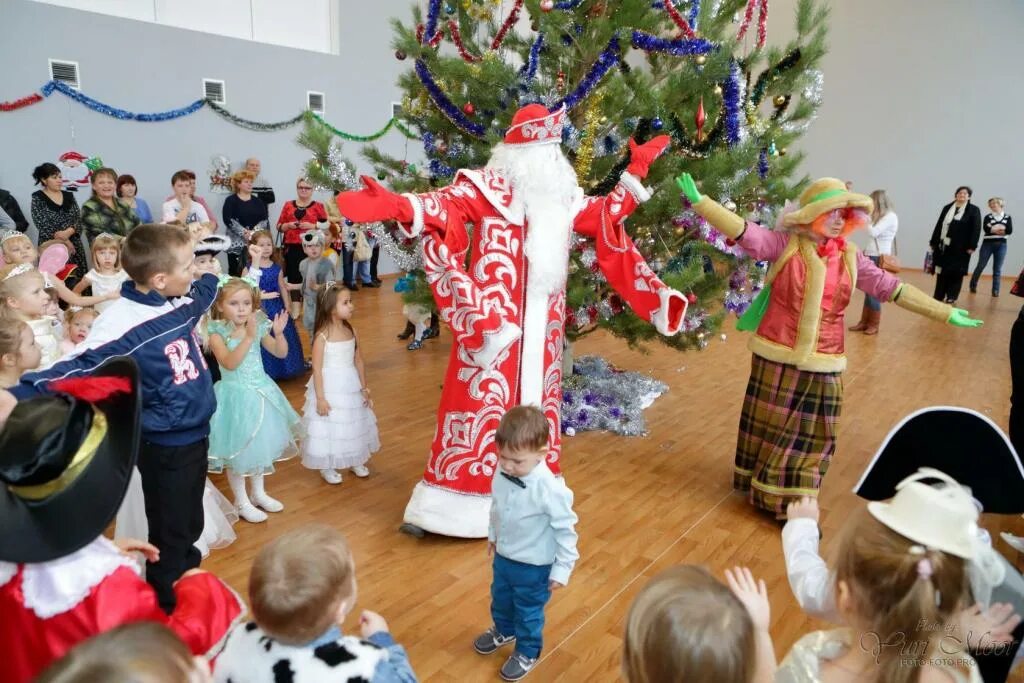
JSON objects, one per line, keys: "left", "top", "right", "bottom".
{"left": 250, "top": 473, "right": 284, "bottom": 513}
{"left": 228, "top": 471, "right": 267, "bottom": 523}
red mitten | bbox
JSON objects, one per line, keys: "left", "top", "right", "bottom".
{"left": 336, "top": 176, "right": 414, "bottom": 224}
{"left": 625, "top": 135, "right": 671, "bottom": 179}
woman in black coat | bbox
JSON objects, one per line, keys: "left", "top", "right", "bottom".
{"left": 929, "top": 185, "right": 982, "bottom": 303}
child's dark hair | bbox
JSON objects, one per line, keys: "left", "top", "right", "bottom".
{"left": 170, "top": 170, "right": 192, "bottom": 186}
{"left": 248, "top": 230, "right": 282, "bottom": 267}
{"left": 120, "top": 224, "right": 191, "bottom": 284}
{"left": 496, "top": 405, "right": 550, "bottom": 453}
{"left": 36, "top": 622, "right": 198, "bottom": 683}
{"left": 623, "top": 565, "right": 755, "bottom": 683}
{"left": 313, "top": 282, "right": 354, "bottom": 341}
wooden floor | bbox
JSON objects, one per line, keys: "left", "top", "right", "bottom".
{"left": 202, "top": 270, "right": 1024, "bottom": 682}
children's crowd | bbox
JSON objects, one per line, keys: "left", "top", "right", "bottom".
{"left": 1, "top": 217, "right": 1024, "bottom": 683}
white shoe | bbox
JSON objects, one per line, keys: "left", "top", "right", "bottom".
{"left": 251, "top": 492, "right": 284, "bottom": 513}
{"left": 351, "top": 465, "right": 370, "bottom": 478}
{"left": 237, "top": 502, "right": 268, "bottom": 523}
{"left": 320, "top": 469, "right": 343, "bottom": 484}
{"left": 1002, "top": 532, "right": 1024, "bottom": 554}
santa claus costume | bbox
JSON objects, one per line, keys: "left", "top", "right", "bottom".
{"left": 338, "top": 104, "right": 687, "bottom": 538}
{"left": 0, "top": 358, "right": 244, "bottom": 683}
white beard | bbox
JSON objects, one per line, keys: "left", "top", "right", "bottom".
{"left": 486, "top": 143, "right": 580, "bottom": 295}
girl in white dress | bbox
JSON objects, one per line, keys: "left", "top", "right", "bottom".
{"left": 72, "top": 232, "right": 129, "bottom": 313}
{"left": 302, "top": 282, "right": 380, "bottom": 484}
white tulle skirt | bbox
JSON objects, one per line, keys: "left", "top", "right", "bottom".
{"left": 115, "top": 469, "right": 238, "bottom": 561}
{"left": 301, "top": 371, "right": 380, "bottom": 471}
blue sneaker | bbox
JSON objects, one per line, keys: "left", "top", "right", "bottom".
{"left": 499, "top": 652, "right": 537, "bottom": 681}
{"left": 473, "top": 627, "right": 516, "bottom": 655}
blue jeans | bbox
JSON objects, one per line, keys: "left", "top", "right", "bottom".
{"left": 864, "top": 255, "right": 882, "bottom": 311}
{"left": 491, "top": 554, "right": 552, "bottom": 659}
{"left": 355, "top": 259, "right": 372, "bottom": 284}
{"left": 971, "top": 241, "right": 1008, "bottom": 294}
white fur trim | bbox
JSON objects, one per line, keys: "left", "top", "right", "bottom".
{"left": 472, "top": 320, "right": 521, "bottom": 370}
{"left": 652, "top": 288, "right": 687, "bottom": 336}
{"left": 619, "top": 172, "right": 652, "bottom": 203}
{"left": 519, "top": 287, "right": 550, "bottom": 407}
{"left": 400, "top": 193, "right": 425, "bottom": 237}
{"left": 403, "top": 481, "right": 492, "bottom": 538}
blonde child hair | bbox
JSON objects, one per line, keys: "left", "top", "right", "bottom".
{"left": 623, "top": 565, "right": 757, "bottom": 683}
{"left": 1, "top": 231, "right": 33, "bottom": 264}
{"left": 90, "top": 233, "right": 123, "bottom": 270}
{"left": 249, "top": 524, "right": 355, "bottom": 644}
{"left": 0, "top": 318, "right": 28, "bottom": 357}
{"left": 0, "top": 264, "right": 46, "bottom": 321}
{"left": 832, "top": 507, "right": 970, "bottom": 683}
{"left": 36, "top": 622, "right": 208, "bottom": 683}
{"left": 64, "top": 306, "right": 99, "bottom": 332}
{"left": 209, "top": 278, "right": 261, "bottom": 323}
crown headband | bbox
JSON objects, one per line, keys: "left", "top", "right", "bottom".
{"left": 2, "top": 263, "right": 35, "bottom": 281}
{"left": 0, "top": 230, "right": 28, "bottom": 245}
{"left": 92, "top": 232, "right": 122, "bottom": 243}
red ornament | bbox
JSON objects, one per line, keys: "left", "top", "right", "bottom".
{"left": 686, "top": 293, "right": 698, "bottom": 304}
{"left": 695, "top": 96, "right": 707, "bottom": 142}
{"left": 557, "top": 71, "right": 566, "bottom": 92}
{"left": 463, "top": 102, "right": 475, "bottom": 116}
{"left": 540, "top": 0, "right": 554, "bottom": 11}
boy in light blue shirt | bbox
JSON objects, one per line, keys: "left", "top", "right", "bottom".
{"left": 474, "top": 406, "right": 579, "bottom": 681}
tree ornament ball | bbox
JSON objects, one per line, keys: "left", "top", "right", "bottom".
{"left": 674, "top": 226, "right": 685, "bottom": 236}
{"left": 695, "top": 54, "right": 707, "bottom": 66}
{"left": 377, "top": 171, "right": 387, "bottom": 181}
{"left": 779, "top": 147, "right": 788, "bottom": 156}
{"left": 651, "top": 117, "right": 664, "bottom": 130}
{"left": 395, "top": 49, "right": 407, "bottom": 61}
{"left": 599, "top": 115, "right": 608, "bottom": 124}
{"left": 773, "top": 94, "right": 787, "bottom": 107}
{"left": 540, "top": 0, "right": 554, "bottom": 11}
{"left": 445, "top": 2, "right": 456, "bottom": 14}
{"left": 713, "top": 84, "right": 723, "bottom": 95}
{"left": 686, "top": 293, "right": 698, "bottom": 304}
{"left": 463, "top": 102, "right": 475, "bottom": 116}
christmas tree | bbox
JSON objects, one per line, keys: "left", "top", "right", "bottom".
{"left": 354, "top": 0, "right": 829, "bottom": 351}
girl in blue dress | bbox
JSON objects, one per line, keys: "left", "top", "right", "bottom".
{"left": 207, "top": 276, "right": 303, "bottom": 523}
{"left": 243, "top": 230, "right": 305, "bottom": 379}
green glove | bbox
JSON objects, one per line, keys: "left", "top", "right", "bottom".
{"left": 675, "top": 173, "right": 702, "bottom": 204}
{"left": 948, "top": 308, "right": 983, "bottom": 328}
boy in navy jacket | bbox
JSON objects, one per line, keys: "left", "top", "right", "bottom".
{"left": 0, "top": 225, "right": 246, "bottom": 611}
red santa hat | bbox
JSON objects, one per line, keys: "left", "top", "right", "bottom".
{"left": 503, "top": 104, "right": 567, "bottom": 146}
{"left": 58, "top": 150, "right": 87, "bottom": 163}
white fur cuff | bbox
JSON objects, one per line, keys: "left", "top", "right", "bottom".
{"left": 403, "top": 481, "right": 492, "bottom": 538}
{"left": 400, "top": 193, "right": 424, "bottom": 238}
{"left": 619, "top": 172, "right": 652, "bottom": 203}
{"left": 472, "top": 320, "right": 522, "bottom": 370}
{"left": 653, "top": 288, "right": 687, "bottom": 336}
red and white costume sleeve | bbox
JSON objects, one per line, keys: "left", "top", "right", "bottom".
{"left": 398, "top": 169, "right": 686, "bottom": 538}
{"left": 0, "top": 537, "right": 245, "bottom": 683}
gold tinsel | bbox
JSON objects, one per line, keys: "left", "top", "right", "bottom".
{"left": 575, "top": 90, "right": 604, "bottom": 178}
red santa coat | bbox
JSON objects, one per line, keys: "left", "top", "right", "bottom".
{"left": 399, "top": 169, "right": 686, "bottom": 537}
{"left": 0, "top": 537, "right": 244, "bottom": 682}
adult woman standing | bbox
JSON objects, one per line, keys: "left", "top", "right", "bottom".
{"left": 222, "top": 169, "right": 268, "bottom": 276}
{"left": 81, "top": 168, "right": 140, "bottom": 241}
{"left": 30, "top": 162, "right": 87, "bottom": 274}
{"left": 850, "top": 189, "right": 898, "bottom": 335}
{"left": 116, "top": 174, "right": 153, "bottom": 223}
{"left": 929, "top": 186, "right": 981, "bottom": 304}
{"left": 970, "top": 197, "right": 1013, "bottom": 297}
{"left": 276, "top": 178, "right": 327, "bottom": 317}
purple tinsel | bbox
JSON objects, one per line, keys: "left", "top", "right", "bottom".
{"left": 758, "top": 148, "right": 769, "bottom": 179}
{"left": 630, "top": 31, "right": 715, "bottom": 56}
{"left": 415, "top": 59, "right": 486, "bottom": 137}
{"left": 723, "top": 60, "right": 743, "bottom": 145}
{"left": 424, "top": 0, "right": 442, "bottom": 44}
{"left": 523, "top": 32, "right": 545, "bottom": 83}
{"left": 553, "top": 35, "right": 622, "bottom": 111}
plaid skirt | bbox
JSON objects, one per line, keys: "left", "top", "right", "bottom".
{"left": 735, "top": 354, "right": 843, "bottom": 516}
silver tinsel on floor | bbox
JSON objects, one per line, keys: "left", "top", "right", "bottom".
{"left": 561, "top": 356, "right": 668, "bottom": 437}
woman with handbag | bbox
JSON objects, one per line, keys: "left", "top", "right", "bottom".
{"left": 850, "top": 189, "right": 899, "bottom": 335}
{"left": 277, "top": 178, "right": 328, "bottom": 317}
{"left": 930, "top": 186, "right": 982, "bottom": 304}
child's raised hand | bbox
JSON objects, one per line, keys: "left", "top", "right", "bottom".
{"left": 786, "top": 496, "right": 820, "bottom": 523}
{"left": 272, "top": 310, "right": 288, "bottom": 335}
{"left": 724, "top": 566, "right": 771, "bottom": 632}
{"left": 316, "top": 397, "right": 331, "bottom": 416}
{"left": 957, "top": 603, "right": 1022, "bottom": 648}
{"left": 244, "top": 313, "right": 259, "bottom": 339}
{"left": 247, "top": 244, "right": 262, "bottom": 263}
{"left": 359, "top": 610, "right": 389, "bottom": 638}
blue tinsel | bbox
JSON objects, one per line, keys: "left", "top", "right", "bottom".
{"left": 650, "top": 0, "right": 700, "bottom": 25}
{"left": 42, "top": 80, "right": 204, "bottom": 122}
{"left": 553, "top": 35, "right": 621, "bottom": 111}
{"left": 415, "top": 60, "right": 486, "bottom": 137}
{"left": 553, "top": 0, "right": 584, "bottom": 8}
{"left": 422, "top": 132, "right": 455, "bottom": 177}
{"left": 723, "top": 60, "right": 743, "bottom": 145}
{"left": 758, "top": 149, "right": 769, "bottom": 179}
{"left": 424, "top": 0, "right": 442, "bottom": 43}
{"left": 630, "top": 31, "right": 715, "bottom": 56}
{"left": 522, "top": 32, "right": 545, "bottom": 84}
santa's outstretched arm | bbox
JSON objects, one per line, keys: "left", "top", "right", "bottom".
{"left": 572, "top": 136, "right": 687, "bottom": 336}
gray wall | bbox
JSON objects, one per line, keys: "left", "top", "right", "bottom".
{"left": 774, "top": 0, "right": 1024, "bottom": 275}
{"left": 3, "top": 0, "right": 1024, "bottom": 278}
{"left": 0, "top": 0, "right": 411, "bottom": 273}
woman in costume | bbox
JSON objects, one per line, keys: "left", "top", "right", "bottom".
{"left": 676, "top": 174, "right": 982, "bottom": 517}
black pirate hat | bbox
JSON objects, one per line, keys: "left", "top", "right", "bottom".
{"left": 0, "top": 357, "right": 141, "bottom": 562}
{"left": 853, "top": 406, "right": 1024, "bottom": 514}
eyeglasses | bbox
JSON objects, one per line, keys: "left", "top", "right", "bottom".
{"left": 297, "top": 186, "right": 313, "bottom": 191}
